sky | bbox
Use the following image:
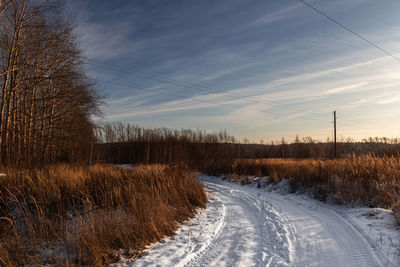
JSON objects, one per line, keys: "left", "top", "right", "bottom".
{"left": 66, "top": 0, "right": 400, "bottom": 143}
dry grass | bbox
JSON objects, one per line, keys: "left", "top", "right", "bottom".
{"left": 224, "top": 155, "right": 400, "bottom": 214}
{"left": 0, "top": 164, "right": 206, "bottom": 266}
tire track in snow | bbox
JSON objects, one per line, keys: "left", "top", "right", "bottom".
{"left": 118, "top": 176, "right": 394, "bottom": 267}
{"left": 265, "top": 191, "right": 385, "bottom": 267}
{"left": 177, "top": 192, "right": 227, "bottom": 267}
{"left": 186, "top": 182, "right": 292, "bottom": 267}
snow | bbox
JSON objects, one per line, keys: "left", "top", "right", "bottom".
{"left": 116, "top": 164, "right": 136, "bottom": 169}
{"left": 113, "top": 175, "right": 400, "bottom": 267}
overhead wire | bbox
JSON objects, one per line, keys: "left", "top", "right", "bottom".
{"left": 299, "top": 0, "right": 400, "bottom": 62}
{"left": 298, "top": 0, "right": 400, "bottom": 138}
{"left": 89, "top": 0, "right": 400, "bottom": 137}
{"left": 98, "top": 78, "right": 331, "bottom": 124}
{"left": 88, "top": 61, "right": 331, "bottom": 122}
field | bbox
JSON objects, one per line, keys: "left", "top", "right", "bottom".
{"left": 0, "top": 164, "right": 206, "bottom": 266}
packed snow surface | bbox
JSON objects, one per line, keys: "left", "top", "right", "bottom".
{"left": 115, "top": 176, "right": 400, "bottom": 267}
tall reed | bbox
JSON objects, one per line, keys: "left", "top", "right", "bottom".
{"left": 224, "top": 155, "right": 400, "bottom": 210}
{"left": 0, "top": 164, "right": 206, "bottom": 266}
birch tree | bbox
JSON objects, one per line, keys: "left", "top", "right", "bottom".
{"left": 0, "top": 0, "right": 100, "bottom": 167}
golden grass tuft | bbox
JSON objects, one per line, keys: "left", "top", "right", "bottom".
{"left": 0, "top": 164, "right": 206, "bottom": 266}
{"left": 226, "top": 155, "right": 400, "bottom": 210}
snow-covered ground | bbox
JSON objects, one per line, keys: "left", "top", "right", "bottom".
{"left": 114, "top": 175, "right": 400, "bottom": 267}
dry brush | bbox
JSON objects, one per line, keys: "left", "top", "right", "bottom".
{"left": 0, "top": 164, "right": 207, "bottom": 266}
{"left": 223, "top": 156, "right": 400, "bottom": 218}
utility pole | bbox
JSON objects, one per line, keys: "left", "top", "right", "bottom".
{"left": 334, "top": 110, "right": 337, "bottom": 158}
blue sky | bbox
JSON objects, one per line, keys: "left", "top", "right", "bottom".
{"left": 66, "top": 0, "right": 400, "bottom": 143}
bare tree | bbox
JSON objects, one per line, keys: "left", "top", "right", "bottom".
{"left": 0, "top": 0, "right": 13, "bottom": 15}
{"left": 0, "top": 0, "right": 101, "bottom": 167}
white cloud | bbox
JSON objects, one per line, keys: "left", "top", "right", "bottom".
{"left": 250, "top": 3, "right": 302, "bottom": 26}
{"left": 105, "top": 91, "right": 246, "bottom": 120}
{"left": 325, "top": 83, "right": 367, "bottom": 95}
{"left": 66, "top": 1, "right": 146, "bottom": 60}
{"left": 377, "top": 94, "right": 400, "bottom": 104}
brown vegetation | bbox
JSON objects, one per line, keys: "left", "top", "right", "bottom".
{"left": 93, "top": 123, "right": 400, "bottom": 220}
{"left": 0, "top": 164, "right": 207, "bottom": 266}
{"left": 94, "top": 122, "right": 237, "bottom": 173}
{"left": 220, "top": 156, "right": 400, "bottom": 213}
{"left": 95, "top": 124, "right": 400, "bottom": 169}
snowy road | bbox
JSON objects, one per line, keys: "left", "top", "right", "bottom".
{"left": 116, "top": 176, "right": 400, "bottom": 267}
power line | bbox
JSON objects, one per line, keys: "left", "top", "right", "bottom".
{"left": 298, "top": 0, "right": 400, "bottom": 139}
{"left": 98, "top": 78, "right": 330, "bottom": 124}
{"left": 90, "top": 0, "right": 400, "bottom": 134}
{"left": 88, "top": 0, "right": 400, "bottom": 139}
{"left": 339, "top": 115, "right": 365, "bottom": 125}
{"left": 340, "top": 115, "right": 389, "bottom": 129}
{"left": 89, "top": 0, "right": 400, "bottom": 124}
{"left": 89, "top": 61, "right": 331, "bottom": 121}
{"left": 88, "top": 61, "right": 331, "bottom": 122}
{"left": 99, "top": 78, "right": 327, "bottom": 122}
{"left": 299, "top": 0, "right": 400, "bottom": 62}
{"left": 337, "top": 117, "right": 393, "bottom": 139}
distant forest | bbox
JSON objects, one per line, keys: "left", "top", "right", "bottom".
{"left": 94, "top": 122, "right": 400, "bottom": 166}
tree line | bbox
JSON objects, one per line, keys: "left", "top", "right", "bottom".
{"left": 94, "top": 122, "right": 237, "bottom": 172}
{"left": 95, "top": 123, "right": 400, "bottom": 168}
{"left": 0, "top": 0, "right": 100, "bottom": 167}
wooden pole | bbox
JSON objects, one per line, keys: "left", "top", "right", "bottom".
{"left": 334, "top": 110, "right": 337, "bottom": 158}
